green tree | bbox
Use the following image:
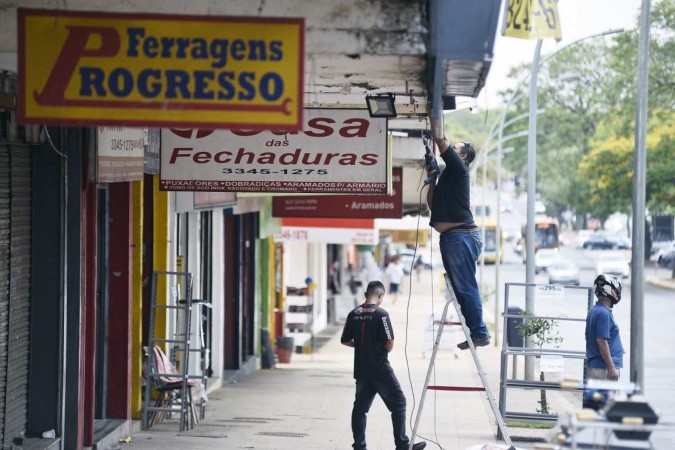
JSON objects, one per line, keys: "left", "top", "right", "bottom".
{"left": 580, "top": 118, "right": 675, "bottom": 219}
{"left": 496, "top": 0, "right": 674, "bottom": 224}
{"left": 518, "top": 313, "right": 563, "bottom": 415}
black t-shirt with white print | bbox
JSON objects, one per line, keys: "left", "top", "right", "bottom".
{"left": 341, "top": 303, "right": 394, "bottom": 380}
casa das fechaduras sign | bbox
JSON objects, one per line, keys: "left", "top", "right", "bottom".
{"left": 18, "top": 9, "right": 304, "bottom": 130}
{"left": 160, "top": 109, "right": 389, "bottom": 194}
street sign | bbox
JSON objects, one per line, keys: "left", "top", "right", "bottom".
{"left": 18, "top": 9, "right": 304, "bottom": 130}
{"left": 503, "top": 0, "right": 562, "bottom": 40}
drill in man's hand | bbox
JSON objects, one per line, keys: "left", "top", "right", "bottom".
{"left": 423, "top": 137, "right": 440, "bottom": 186}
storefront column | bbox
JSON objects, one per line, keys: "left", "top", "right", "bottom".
{"left": 130, "top": 180, "right": 143, "bottom": 418}
{"left": 106, "top": 182, "right": 132, "bottom": 419}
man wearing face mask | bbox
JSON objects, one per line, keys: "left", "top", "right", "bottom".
{"left": 425, "top": 120, "right": 490, "bottom": 350}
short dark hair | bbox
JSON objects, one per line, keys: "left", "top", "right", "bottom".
{"left": 365, "top": 281, "right": 385, "bottom": 297}
{"left": 460, "top": 142, "right": 476, "bottom": 166}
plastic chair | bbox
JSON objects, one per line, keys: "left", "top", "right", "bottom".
{"left": 147, "top": 345, "right": 199, "bottom": 429}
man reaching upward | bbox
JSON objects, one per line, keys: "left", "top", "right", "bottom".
{"left": 425, "top": 120, "right": 490, "bottom": 350}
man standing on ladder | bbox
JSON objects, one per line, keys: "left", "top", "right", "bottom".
{"left": 425, "top": 119, "right": 490, "bottom": 350}
{"left": 341, "top": 281, "right": 426, "bottom": 450}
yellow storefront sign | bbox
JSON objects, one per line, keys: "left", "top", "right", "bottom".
{"left": 503, "top": 0, "right": 562, "bottom": 40}
{"left": 18, "top": 9, "right": 304, "bottom": 130}
{"left": 379, "top": 229, "right": 429, "bottom": 246}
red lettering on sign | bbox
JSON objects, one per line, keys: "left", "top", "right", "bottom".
{"left": 34, "top": 26, "right": 121, "bottom": 106}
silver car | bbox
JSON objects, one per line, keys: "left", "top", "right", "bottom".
{"left": 548, "top": 260, "right": 581, "bottom": 285}
{"left": 596, "top": 255, "right": 630, "bottom": 278}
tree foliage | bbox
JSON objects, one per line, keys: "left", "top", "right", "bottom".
{"left": 496, "top": 0, "right": 674, "bottom": 223}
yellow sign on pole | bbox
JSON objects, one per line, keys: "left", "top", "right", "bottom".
{"left": 503, "top": 0, "right": 562, "bottom": 40}
{"left": 18, "top": 9, "right": 304, "bottom": 130}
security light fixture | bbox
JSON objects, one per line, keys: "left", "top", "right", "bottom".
{"left": 365, "top": 94, "right": 397, "bottom": 118}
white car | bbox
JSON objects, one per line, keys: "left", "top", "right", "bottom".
{"left": 596, "top": 255, "right": 630, "bottom": 278}
{"left": 548, "top": 260, "right": 580, "bottom": 286}
{"left": 534, "top": 248, "right": 561, "bottom": 274}
{"left": 651, "top": 240, "right": 675, "bottom": 262}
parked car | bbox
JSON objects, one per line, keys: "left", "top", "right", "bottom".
{"left": 576, "top": 230, "right": 595, "bottom": 248}
{"left": 582, "top": 232, "right": 630, "bottom": 250}
{"left": 395, "top": 250, "right": 442, "bottom": 274}
{"left": 652, "top": 240, "right": 675, "bottom": 262}
{"left": 596, "top": 255, "right": 630, "bottom": 278}
{"left": 534, "top": 248, "right": 561, "bottom": 274}
{"left": 548, "top": 260, "right": 580, "bottom": 285}
{"left": 658, "top": 250, "right": 675, "bottom": 269}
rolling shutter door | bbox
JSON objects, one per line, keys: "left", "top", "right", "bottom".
{"left": 0, "top": 147, "right": 9, "bottom": 443}
{"left": 0, "top": 145, "right": 32, "bottom": 444}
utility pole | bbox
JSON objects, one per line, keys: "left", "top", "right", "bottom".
{"left": 631, "top": 0, "right": 651, "bottom": 394}
{"left": 524, "top": 39, "right": 543, "bottom": 380}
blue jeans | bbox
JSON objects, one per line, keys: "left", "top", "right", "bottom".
{"left": 439, "top": 230, "right": 489, "bottom": 339}
{"left": 351, "top": 364, "right": 410, "bottom": 450}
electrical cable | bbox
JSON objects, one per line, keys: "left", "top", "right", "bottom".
{"left": 43, "top": 125, "right": 68, "bottom": 159}
{"left": 402, "top": 136, "right": 445, "bottom": 449}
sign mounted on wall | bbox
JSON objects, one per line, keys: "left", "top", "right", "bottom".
{"left": 160, "top": 109, "right": 389, "bottom": 194}
{"left": 95, "top": 126, "right": 145, "bottom": 182}
{"left": 18, "top": 9, "right": 304, "bottom": 130}
{"left": 272, "top": 167, "right": 402, "bottom": 218}
{"left": 275, "top": 218, "right": 377, "bottom": 245}
{"left": 502, "top": 0, "right": 562, "bottom": 40}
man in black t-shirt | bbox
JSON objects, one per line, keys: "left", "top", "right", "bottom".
{"left": 341, "top": 281, "right": 426, "bottom": 450}
{"left": 425, "top": 118, "right": 490, "bottom": 350}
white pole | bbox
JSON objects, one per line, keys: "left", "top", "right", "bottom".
{"left": 630, "top": 0, "right": 651, "bottom": 393}
{"left": 524, "top": 39, "right": 543, "bottom": 380}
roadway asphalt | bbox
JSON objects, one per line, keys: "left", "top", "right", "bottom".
{"left": 125, "top": 256, "right": 674, "bottom": 450}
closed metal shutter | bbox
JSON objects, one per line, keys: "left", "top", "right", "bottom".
{"left": 0, "top": 145, "right": 32, "bottom": 444}
{"left": 0, "top": 147, "right": 9, "bottom": 443}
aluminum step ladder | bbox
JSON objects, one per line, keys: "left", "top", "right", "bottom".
{"left": 142, "top": 271, "right": 195, "bottom": 432}
{"left": 409, "top": 273, "right": 513, "bottom": 449}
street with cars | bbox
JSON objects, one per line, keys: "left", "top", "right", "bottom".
{"left": 472, "top": 189, "right": 675, "bottom": 447}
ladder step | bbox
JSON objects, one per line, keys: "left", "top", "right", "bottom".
{"left": 151, "top": 339, "right": 186, "bottom": 344}
{"left": 410, "top": 273, "right": 512, "bottom": 449}
{"left": 145, "top": 406, "right": 186, "bottom": 413}
{"left": 432, "top": 320, "right": 462, "bottom": 326}
{"left": 427, "top": 385, "right": 486, "bottom": 392}
{"left": 148, "top": 373, "right": 190, "bottom": 378}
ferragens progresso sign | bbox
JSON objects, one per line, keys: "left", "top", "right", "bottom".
{"left": 18, "top": 9, "right": 304, "bottom": 130}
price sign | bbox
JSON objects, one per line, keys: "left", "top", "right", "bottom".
{"left": 503, "top": 0, "right": 562, "bottom": 40}
{"left": 539, "top": 355, "right": 565, "bottom": 373}
{"left": 537, "top": 284, "right": 564, "bottom": 298}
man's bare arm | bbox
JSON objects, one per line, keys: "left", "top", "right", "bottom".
{"left": 426, "top": 172, "right": 436, "bottom": 209}
{"left": 434, "top": 136, "right": 450, "bottom": 155}
{"left": 384, "top": 340, "right": 394, "bottom": 352}
{"left": 596, "top": 338, "right": 619, "bottom": 380}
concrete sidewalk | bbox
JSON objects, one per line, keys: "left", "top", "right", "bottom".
{"left": 645, "top": 264, "right": 675, "bottom": 291}
{"left": 126, "top": 271, "right": 577, "bottom": 450}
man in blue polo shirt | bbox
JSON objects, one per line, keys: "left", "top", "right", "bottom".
{"left": 585, "top": 274, "right": 624, "bottom": 380}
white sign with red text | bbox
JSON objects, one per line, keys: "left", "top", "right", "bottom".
{"left": 96, "top": 126, "right": 145, "bottom": 182}
{"left": 274, "top": 227, "right": 377, "bottom": 245}
{"left": 160, "top": 109, "right": 388, "bottom": 193}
